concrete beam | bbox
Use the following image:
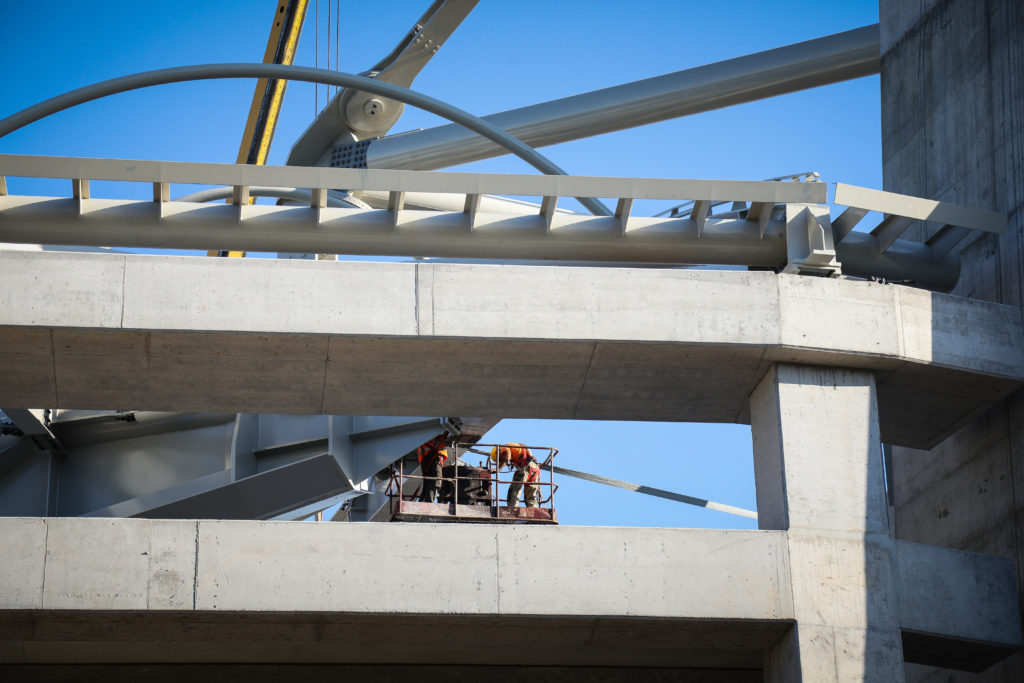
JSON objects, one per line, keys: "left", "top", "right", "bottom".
{"left": 896, "top": 539, "right": 1023, "bottom": 671}
{"left": 0, "top": 252, "right": 1021, "bottom": 449}
{"left": 0, "top": 517, "right": 1018, "bottom": 670}
{"left": 0, "top": 518, "right": 790, "bottom": 619}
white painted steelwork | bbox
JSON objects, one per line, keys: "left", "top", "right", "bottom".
{"left": 0, "top": 154, "right": 1005, "bottom": 291}
{"left": 357, "top": 25, "right": 881, "bottom": 171}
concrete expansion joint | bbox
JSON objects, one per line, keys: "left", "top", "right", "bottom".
{"left": 413, "top": 262, "right": 420, "bottom": 335}
{"left": 118, "top": 255, "right": 127, "bottom": 329}
{"left": 191, "top": 520, "right": 199, "bottom": 611}
{"left": 38, "top": 517, "right": 49, "bottom": 610}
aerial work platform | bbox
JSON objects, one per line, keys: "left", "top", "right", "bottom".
{"left": 390, "top": 502, "right": 557, "bottom": 524}
{"left": 388, "top": 443, "right": 559, "bottom": 524}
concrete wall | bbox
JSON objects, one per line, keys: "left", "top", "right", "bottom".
{"left": 881, "top": 0, "right": 1024, "bottom": 679}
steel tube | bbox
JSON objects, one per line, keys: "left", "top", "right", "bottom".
{"left": 0, "top": 195, "right": 959, "bottom": 291}
{"left": 173, "top": 186, "right": 356, "bottom": 207}
{"left": 365, "top": 25, "right": 880, "bottom": 171}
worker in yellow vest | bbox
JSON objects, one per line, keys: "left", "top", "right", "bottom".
{"left": 491, "top": 443, "right": 541, "bottom": 508}
{"left": 417, "top": 435, "right": 449, "bottom": 503}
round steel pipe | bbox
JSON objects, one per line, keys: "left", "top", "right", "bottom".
{"left": 0, "top": 194, "right": 961, "bottom": 290}
{"left": 364, "top": 25, "right": 880, "bottom": 171}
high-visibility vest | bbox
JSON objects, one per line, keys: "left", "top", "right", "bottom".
{"left": 522, "top": 461, "right": 541, "bottom": 483}
{"left": 417, "top": 438, "right": 448, "bottom": 466}
{"left": 503, "top": 443, "right": 536, "bottom": 471}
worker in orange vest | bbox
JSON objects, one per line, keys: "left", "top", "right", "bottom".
{"left": 417, "top": 435, "right": 449, "bottom": 503}
{"left": 491, "top": 442, "right": 541, "bottom": 508}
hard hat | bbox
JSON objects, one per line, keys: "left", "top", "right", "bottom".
{"left": 489, "top": 446, "right": 499, "bottom": 462}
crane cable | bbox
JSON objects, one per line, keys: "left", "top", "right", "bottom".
{"left": 551, "top": 465, "right": 758, "bottom": 520}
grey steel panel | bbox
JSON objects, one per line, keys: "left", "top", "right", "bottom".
{"left": 364, "top": 25, "right": 881, "bottom": 171}
{"left": 833, "top": 182, "right": 1006, "bottom": 234}
{"left": 331, "top": 415, "right": 447, "bottom": 485}
{"left": 54, "top": 417, "right": 235, "bottom": 516}
{"left": 0, "top": 449, "right": 55, "bottom": 516}
{"left": 84, "top": 469, "right": 232, "bottom": 518}
{"left": 350, "top": 421, "right": 449, "bottom": 483}
{"left": 132, "top": 453, "right": 353, "bottom": 520}
{"left": 49, "top": 411, "right": 234, "bottom": 448}
{"left": 269, "top": 489, "right": 367, "bottom": 521}
{"left": 0, "top": 436, "right": 38, "bottom": 479}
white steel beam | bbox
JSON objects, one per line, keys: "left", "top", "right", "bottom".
{"left": 362, "top": 25, "right": 881, "bottom": 171}
{"left": 0, "top": 154, "right": 827, "bottom": 205}
{"left": 830, "top": 205, "right": 869, "bottom": 241}
{"left": 834, "top": 182, "right": 1006, "bottom": 234}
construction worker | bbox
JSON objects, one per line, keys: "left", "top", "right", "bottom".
{"left": 491, "top": 442, "right": 541, "bottom": 508}
{"left": 417, "top": 435, "right": 449, "bottom": 503}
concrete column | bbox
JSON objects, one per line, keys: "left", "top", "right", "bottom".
{"left": 751, "top": 364, "right": 904, "bottom": 682}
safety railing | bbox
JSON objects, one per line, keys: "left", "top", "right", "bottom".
{"left": 0, "top": 153, "right": 1006, "bottom": 292}
{"left": 387, "top": 442, "right": 559, "bottom": 523}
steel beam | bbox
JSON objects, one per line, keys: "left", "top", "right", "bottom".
{"left": 362, "top": 25, "right": 881, "bottom": 171}
{"left": 0, "top": 196, "right": 796, "bottom": 266}
{"left": 834, "top": 182, "right": 1006, "bottom": 235}
{"left": 0, "top": 154, "right": 825, "bottom": 204}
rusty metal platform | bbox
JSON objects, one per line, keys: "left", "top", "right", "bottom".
{"left": 390, "top": 501, "right": 557, "bottom": 524}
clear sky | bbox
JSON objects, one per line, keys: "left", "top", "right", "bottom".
{"left": 0, "top": 0, "right": 880, "bottom": 528}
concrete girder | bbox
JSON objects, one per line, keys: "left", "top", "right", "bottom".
{"left": 0, "top": 252, "right": 1020, "bottom": 450}
{"left": 0, "top": 517, "right": 1017, "bottom": 672}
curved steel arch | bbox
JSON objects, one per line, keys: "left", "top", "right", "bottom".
{"left": 0, "top": 63, "right": 610, "bottom": 216}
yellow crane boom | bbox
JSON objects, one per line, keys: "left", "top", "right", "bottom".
{"left": 211, "top": 0, "right": 308, "bottom": 258}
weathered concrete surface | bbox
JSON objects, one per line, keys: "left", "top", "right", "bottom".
{"left": 0, "top": 516, "right": 1018, "bottom": 671}
{"left": 897, "top": 539, "right": 1023, "bottom": 670}
{"left": 0, "top": 518, "right": 790, "bottom": 619}
{"left": 881, "top": 0, "right": 1024, "bottom": 679}
{"left": 0, "top": 517, "right": 790, "bottom": 668}
{"left": 0, "top": 664, "right": 765, "bottom": 683}
{"left": 1, "top": 251, "right": 1021, "bottom": 449}
{"left": 0, "top": 613, "right": 784, "bottom": 672}
{"left": 752, "top": 365, "right": 904, "bottom": 681}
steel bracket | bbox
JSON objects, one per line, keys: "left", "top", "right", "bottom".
{"left": 783, "top": 204, "right": 842, "bottom": 277}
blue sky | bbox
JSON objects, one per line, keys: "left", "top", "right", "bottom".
{"left": 0, "top": 0, "right": 880, "bottom": 527}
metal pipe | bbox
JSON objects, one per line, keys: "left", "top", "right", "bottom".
{"left": 174, "top": 185, "right": 359, "bottom": 207}
{"left": 0, "top": 196, "right": 960, "bottom": 291}
{"left": 0, "top": 63, "right": 611, "bottom": 216}
{"left": 552, "top": 465, "right": 758, "bottom": 520}
{"left": 176, "top": 186, "right": 579, "bottom": 215}
{"left": 365, "top": 25, "right": 880, "bottom": 171}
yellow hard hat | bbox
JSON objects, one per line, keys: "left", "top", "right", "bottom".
{"left": 489, "top": 446, "right": 499, "bottom": 462}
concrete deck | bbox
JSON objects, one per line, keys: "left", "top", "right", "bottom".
{"left": 0, "top": 517, "right": 1018, "bottom": 671}
{"left": 1, "top": 251, "right": 1020, "bottom": 449}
